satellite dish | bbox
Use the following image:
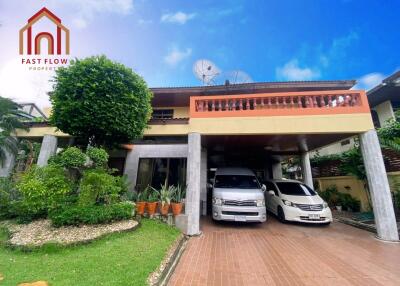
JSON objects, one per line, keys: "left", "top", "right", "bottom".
{"left": 193, "top": 59, "right": 220, "bottom": 85}
{"left": 216, "top": 70, "right": 253, "bottom": 85}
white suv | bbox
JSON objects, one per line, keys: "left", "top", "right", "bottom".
{"left": 264, "top": 179, "right": 332, "bottom": 224}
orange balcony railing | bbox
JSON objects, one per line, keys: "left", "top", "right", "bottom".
{"left": 189, "top": 90, "right": 370, "bottom": 118}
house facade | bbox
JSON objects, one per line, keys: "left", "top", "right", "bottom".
{"left": 7, "top": 80, "right": 399, "bottom": 241}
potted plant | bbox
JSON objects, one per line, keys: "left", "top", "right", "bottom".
{"left": 136, "top": 187, "right": 148, "bottom": 216}
{"left": 171, "top": 184, "right": 186, "bottom": 216}
{"left": 146, "top": 187, "right": 159, "bottom": 216}
{"left": 159, "top": 182, "right": 174, "bottom": 216}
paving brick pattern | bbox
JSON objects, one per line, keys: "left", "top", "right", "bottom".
{"left": 168, "top": 217, "right": 400, "bottom": 286}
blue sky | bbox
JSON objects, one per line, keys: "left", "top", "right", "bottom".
{"left": 0, "top": 0, "right": 399, "bottom": 107}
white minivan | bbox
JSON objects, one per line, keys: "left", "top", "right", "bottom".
{"left": 264, "top": 179, "right": 332, "bottom": 224}
{"left": 211, "top": 168, "right": 267, "bottom": 222}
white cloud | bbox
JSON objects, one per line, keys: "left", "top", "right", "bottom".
{"left": 0, "top": 58, "right": 54, "bottom": 108}
{"left": 164, "top": 47, "right": 192, "bottom": 66}
{"left": 276, "top": 59, "right": 320, "bottom": 81}
{"left": 64, "top": 0, "right": 134, "bottom": 28}
{"left": 354, "top": 72, "right": 385, "bottom": 90}
{"left": 161, "top": 12, "right": 196, "bottom": 24}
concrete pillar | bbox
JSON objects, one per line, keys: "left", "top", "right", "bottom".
{"left": 359, "top": 130, "right": 399, "bottom": 241}
{"left": 37, "top": 135, "right": 58, "bottom": 167}
{"left": 301, "top": 152, "right": 313, "bottom": 189}
{"left": 186, "top": 132, "right": 201, "bottom": 235}
{"left": 0, "top": 147, "right": 15, "bottom": 177}
{"left": 272, "top": 162, "right": 283, "bottom": 179}
{"left": 124, "top": 148, "right": 140, "bottom": 191}
{"left": 200, "top": 148, "right": 208, "bottom": 216}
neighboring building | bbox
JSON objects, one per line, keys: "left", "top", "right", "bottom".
{"left": 4, "top": 80, "right": 399, "bottom": 241}
{"left": 18, "top": 103, "right": 48, "bottom": 121}
{"left": 312, "top": 70, "right": 400, "bottom": 157}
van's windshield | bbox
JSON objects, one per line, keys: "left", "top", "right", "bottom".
{"left": 214, "top": 175, "right": 260, "bottom": 189}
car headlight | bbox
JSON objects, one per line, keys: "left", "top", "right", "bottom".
{"left": 323, "top": 202, "right": 329, "bottom": 209}
{"left": 212, "top": 197, "right": 223, "bottom": 206}
{"left": 256, "top": 199, "right": 265, "bottom": 207}
{"left": 282, "top": 199, "right": 295, "bottom": 207}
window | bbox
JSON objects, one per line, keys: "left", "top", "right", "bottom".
{"left": 265, "top": 182, "right": 279, "bottom": 196}
{"left": 152, "top": 109, "right": 174, "bottom": 119}
{"left": 214, "top": 175, "right": 260, "bottom": 189}
{"left": 275, "top": 182, "right": 316, "bottom": 196}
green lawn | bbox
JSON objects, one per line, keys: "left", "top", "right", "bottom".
{"left": 0, "top": 219, "right": 180, "bottom": 286}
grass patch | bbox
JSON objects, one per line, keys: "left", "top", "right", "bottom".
{"left": 0, "top": 219, "right": 180, "bottom": 286}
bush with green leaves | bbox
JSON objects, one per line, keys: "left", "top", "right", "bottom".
{"left": 319, "top": 185, "right": 361, "bottom": 212}
{"left": 49, "top": 202, "right": 134, "bottom": 227}
{"left": 78, "top": 169, "right": 126, "bottom": 206}
{"left": 50, "top": 55, "right": 153, "bottom": 147}
{"left": 0, "top": 177, "right": 17, "bottom": 218}
{"left": 86, "top": 146, "right": 109, "bottom": 167}
{"left": 59, "top": 147, "right": 86, "bottom": 169}
{"left": 15, "top": 165, "right": 72, "bottom": 220}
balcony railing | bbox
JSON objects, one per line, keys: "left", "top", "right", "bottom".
{"left": 189, "top": 90, "right": 370, "bottom": 118}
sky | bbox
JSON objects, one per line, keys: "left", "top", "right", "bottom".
{"left": 0, "top": 0, "right": 399, "bottom": 107}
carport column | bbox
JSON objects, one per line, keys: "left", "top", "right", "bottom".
{"left": 301, "top": 152, "right": 313, "bottom": 189}
{"left": 272, "top": 162, "right": 283, "bottom": 179}
{"left": 186, "top": 132, "right": 201, "bottom": 235}
{"left": 359, "top": 130, "right": 399, "bottom": 241}
{"left": 37, "top": 135, "right": 58, "bottom": 167}
{"left": 200, "top": 148, "right": 208, "bottom": 216}
{"left": 0, "top": 147, "right": 15, "bottom": 177}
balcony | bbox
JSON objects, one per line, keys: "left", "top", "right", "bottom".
{"left": 189, "top": 90, "right": 370, "bottom": 118}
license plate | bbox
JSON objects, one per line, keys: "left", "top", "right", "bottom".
{"left": 235, "top": 216, "right": 247, "bottom": 222}
{"left": 309, "top": 214, "right": 320, "bottom": 219}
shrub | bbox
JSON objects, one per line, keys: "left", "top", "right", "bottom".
{"left": 49, "top": 202, "right": 134, "bottom": 227}
{"left": 16, "top": 165, "right": 72, "bottom": 220}
{"left": 319, "top": 185, "right": 361, "bottom": 211}
{"left": 78, "top": 169, "right": 125, "bottom": 206}
{"left": 0, "top": 177, "right": 18, "bottom": 218}
{"left": 59, "top": 147, "right": 87, "bottom": 169}
{"left": 86, "top": 147, "right": 109, "bottom": 167}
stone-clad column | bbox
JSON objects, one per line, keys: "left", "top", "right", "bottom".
{"left": 37, "top": 135, "right": 58, "bottom": 167}
{"left": 186, "top": 132, "right": 201, "bottom": 236}
{"left": 359, "top": 130, "right": 399, "bottom": 241}
{"left": 301, "top": 152, "right": 314, "bottom": 189}
{"left": 272, "top": 162, "right": 283, "bottom": 179}
{"left": 0, "top": 147, "right": 15, "bottom": 177}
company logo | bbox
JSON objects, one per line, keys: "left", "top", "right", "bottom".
{"left": 19, "top": 7, "right": 70, "bottom": 70}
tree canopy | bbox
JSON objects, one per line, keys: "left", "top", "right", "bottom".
{"left": 50, "top": 55, "right": 153, "bottom": 147}
{"left": 0, "top": 97, "right": 27, "bottom": 165}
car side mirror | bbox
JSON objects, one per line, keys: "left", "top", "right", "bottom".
{"left": 268, "top": 190, "right": 275, "bottom": 196}
{"left": 207, "top": 183, "right": 213, "bottom": 188}
{"left": 261, "top": 184, "right": 266, "bottom": 192}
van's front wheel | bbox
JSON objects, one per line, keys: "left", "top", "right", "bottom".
{"left": 277, "top": 207, "right": 286, "bottom": 223}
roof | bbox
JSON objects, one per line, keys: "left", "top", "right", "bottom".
{"left": 150, "top": 80, "right": 356, "bottom": 107}
{"left": 215, "top": 167, "right": 256, "bottom": 176}
{"left": 367, "top": 70, "right": 400, "bottom": 107}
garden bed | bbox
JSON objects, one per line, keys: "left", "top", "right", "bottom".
{"left": 1, "top": 219, "right": 138, "bottom": 247}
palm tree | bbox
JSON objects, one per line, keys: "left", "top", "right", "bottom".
{"left": 0, "top": 96, "right": 28, "bottom": 166}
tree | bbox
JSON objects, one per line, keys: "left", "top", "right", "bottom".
{"left": 377, "top": 110, "right": 400, "bottom": 153}
{"left": 0, "top": 97, "right": 27, "bottom": 166}
{"left": 50, "top": 55, "right": 153, "bottom": 147}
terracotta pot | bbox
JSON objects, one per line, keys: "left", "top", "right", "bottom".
{"left": 146, "top": 202, "right": 158, "bottom": 216}
{"left": 171, "top": 202, "right": 183, "bottom": 216}
{"left": 160, "top": 203, "right": 170, "bottom": 216}
{"left": 136, "top": 201, "right": 146, "bottom": 215}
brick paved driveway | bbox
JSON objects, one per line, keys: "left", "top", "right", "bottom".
{"left": 169, "top": 216, "right": 400, "bottom": 286}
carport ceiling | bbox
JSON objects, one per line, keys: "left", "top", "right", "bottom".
{"left": 202, "top": 134, "right": 356, "bottom": 154}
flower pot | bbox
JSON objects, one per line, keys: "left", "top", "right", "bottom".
{"left": 136, "top": 201, "right": 146, "bottom": 215}
{"left": 146, "top": 202, "right": 158, "bottom": 216}
{"left": 171, "top": 202, "right": 183, "bottom": 216}
{"left": 160, "top": 203, "right": 170, "bottom": 216}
